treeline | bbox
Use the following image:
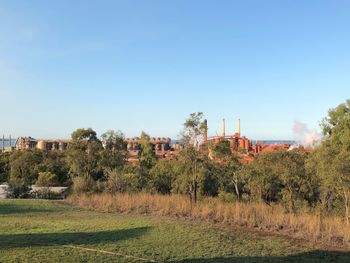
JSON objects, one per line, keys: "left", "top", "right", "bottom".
{"left": 1, "top": 100, "right": 350, "bottom": 223}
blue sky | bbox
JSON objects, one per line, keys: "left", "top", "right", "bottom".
{"left": 0, "top": 0, "right": 349, "bottom": 140}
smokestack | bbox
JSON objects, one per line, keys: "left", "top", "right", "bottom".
{"left": 203, "top": 119, "right": 208, "bottom": 144}
{"left": 222, "top": 118, "right": 226, "bottom": 137}
{"left": 2, "top": 135, "right": 4, "bottom": 151}
{"left": 9, "top": 135, "right": 11, "bottom": 147}
{"left": 238, "top": 118, "right": 241, "bottom": 136}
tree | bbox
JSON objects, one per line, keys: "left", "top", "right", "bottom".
{"left": 180, "top": 112, "right": 206, "bottom": 204}
{"left": 210, "top": 140, "right": 231, "bottom": 159}
{"left": 35, "top": 151, "right": 70, "bottom": 186}
{"left": 244, "top": 152, "right": 283, "bottom": 203}
{"left": 36, "top": 172, "right": 58, "bottom": 187}
{"left": 172, "top": 148, "right": 197, "bottom": 197}
{"left": 198, "top": 159, "right": 220, "bottom": 197}
{"left": 226, "top": 156, "right": 243, "bottom": 198}
{"left": 137, "top": 131, "right": 156, "bottom": 189}
{"left": 67, "top": 128, "right": 103, "bottom": 188}
{"left": 149, "top": 159, "right": 174, "bottom": 194}
{"left": 0, "top": 152, "right": 10, "bottom": 183}
{"left": 306, "top": 145, "right": 334, "bottom": 213}
{"left": 100, "top": 130, "right": 127, "bottom": 172}
{"left": 244, "top": 150, "right": 312, "bottom": 211}
{"left": 104, "top": 169, "right": 127, "bottom": 193}
{"left": 9, "top": 150, "right": 43, "bottom": 185}
{"left": 209, "top": 140, "right": 243, "bottom": 198}
{"left": 313, "top": 99, "right": 350, "bottom": 224}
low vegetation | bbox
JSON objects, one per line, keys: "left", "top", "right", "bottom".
{"left": 1, "top": 199, "right": 350, "bottom": 262}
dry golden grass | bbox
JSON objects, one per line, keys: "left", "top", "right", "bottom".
{"left": 65, "top": 193, "right": 350, "bottom": 248}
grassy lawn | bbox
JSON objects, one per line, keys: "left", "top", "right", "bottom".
{"left": 0, "top": 199, "right": 349, "bottom": 262}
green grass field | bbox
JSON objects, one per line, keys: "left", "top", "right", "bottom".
{"left": 0, "top": 199, "right": 349, "bottom": 262}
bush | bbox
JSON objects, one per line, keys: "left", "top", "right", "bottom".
{"left": 72, "top": 175, "right": 96, "bottom": 194}
{"left": 105, "top": 169, "right": 126, "bottom": 193}
{"left": 218, "top": 191, "right": 237, "bottom": 203}
{"left": 36, "top": 172, "right": 58, "bottom": 187}
{"left": 6, "top": 178, "right": 30, "bottom": 198}
{"left": 148, "top": 160, "right": 173, "bottom": 194}
{"left": 123, "top": 172, "right": 140, "bottom": 193}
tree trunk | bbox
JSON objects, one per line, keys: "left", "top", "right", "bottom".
{"left": 193, "top": 159, "right": 197, "bottom": 204}
{"left": 234, "top": 182, "right": 240, "bottom": 199}
{"left": 343, "top": 188, "right": 349, "bottom": 226}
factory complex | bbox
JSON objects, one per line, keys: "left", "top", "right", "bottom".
{"left": 2, "top": 119, "right": 303, "bottom": 163}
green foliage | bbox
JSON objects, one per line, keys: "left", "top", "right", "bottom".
{"left": 36, "top": 172, "right": 58, "bottom": 187}
{"left": 72, "top": 175, "right": 96, "bottom": 194}
{"left": 243, "top": 150, "right": 314, "bottom": 212}
{"left": 104, "top": 169, "right": 127, "bottom": 193}
{"left": 8, "top": 149, "right": 70, "bottom": 187}
{"left": 308, "top": 99, "right": 350, "bottom": 223}
{"left": 182, "top": 112, "right": 205, "bottom": 148}
{"left": 172, "top": 147, "right": 199, "bottom": 196}
{"left": 9, "top": 149, "right": 43, "bottom": 185}
{"left": 210, "top": 140, "right": 232, "bottom": 158}
{"left": 218, "top": 191, "right": 237, "bottom": 202}
{"left": 71, "top": 128, "right": 98, "bottom": 141}
{"left": 137, "top": 131, "right": 157, "bottom": 189}
{"left": 100, "top": 130, "right": 127, "bottom": 172}
{"left": 0, "top": 152, "right": 10, "bottom": 183}
{"left": 6, "top": 178, "right": 30, "bottom": 198}
{"left": 67, "top": 128, "right": 103, "bottom": 180}
{"left": 198, "top": 160, "right": 219, "bottom": 197}
{"left": 35, "top": 151, "right": 70, "bottom": 186}
{"left": 149, "top": 159, "right": 174, "bottom": 194}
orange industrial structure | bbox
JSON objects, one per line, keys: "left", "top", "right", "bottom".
{"left": 200, "top": 118, "right": 297, "bottom": 163}
{"left": 202, "top": 118, "right": 252, "bottom": 152}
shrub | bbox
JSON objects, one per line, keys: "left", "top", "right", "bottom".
{"left": 6, "top": 178, "right": 30, "bottom": 198}
{"left": 148, "top": 160, "right": 173, "bottom": 194}
{"left": 105, "top": 169, "right": 126, "bottom": 193}
{"left": 218, "top": 191, "right": 236, "bottom": 203}
{"left": 72, "top": 175, "right": 96, "bottom": 194}
{"left": 36, "top": 172, "right": 58, "bottom": 187}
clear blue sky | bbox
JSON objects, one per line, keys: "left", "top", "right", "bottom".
{"left": 0, "top": 0, "right": 349, "bottom": 140}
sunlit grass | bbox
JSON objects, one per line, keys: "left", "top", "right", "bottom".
{"left": 0, "top": 199, "right": 349, "bottom": 262}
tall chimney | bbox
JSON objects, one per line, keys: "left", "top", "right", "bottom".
{"left": 203, "top": 119, "right": 208, "bottom": 144}
{"left": 9, "top": 135, "right": 11, "bottom": 147}
{"left": 222, "top": 118, "right": 226, "bottom": 137}
{"left": 238, "top": 118, "right": 241, "bottom": 137}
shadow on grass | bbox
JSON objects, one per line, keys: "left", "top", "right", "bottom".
{"left": 0, "top": 203, "right": 57, "bottom": 215}
{"left": 170, "top": 250, "right": 350, "bottom": 263}
{"left": 0, "top": 227, "right": 151, "bottom": 248}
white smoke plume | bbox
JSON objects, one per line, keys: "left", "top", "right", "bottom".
{"left": 293, "top": 121, "right": 321, "bottom": 148}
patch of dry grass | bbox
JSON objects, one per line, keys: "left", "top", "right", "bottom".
{"left": 65, "top": 193, "right": 350, "bottom": 248}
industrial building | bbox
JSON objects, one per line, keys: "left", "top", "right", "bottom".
{"left": 126, "top": 137, "right": 180, "bottom": 162}
{"left": 200, "top": 118, "right": 296, "bottom": 163}
{"left": 10, "top": 119, "right": 297, "bottom": 163}
{"left": 202, "top": 118, "right": 252, "bottom": 152}
{"left": 15, "top": 137, "right": 70, "bottom": 151}
{"left": 126, "top": 137, "right": 171, "bottom": 152}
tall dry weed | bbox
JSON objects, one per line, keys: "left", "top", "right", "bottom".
{"left": 64, "top": 193, "right": 350, "bottom": 247}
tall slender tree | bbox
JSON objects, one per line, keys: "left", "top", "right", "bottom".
{"left": 180, "top": 112, "right": 206, "bottom": 204}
